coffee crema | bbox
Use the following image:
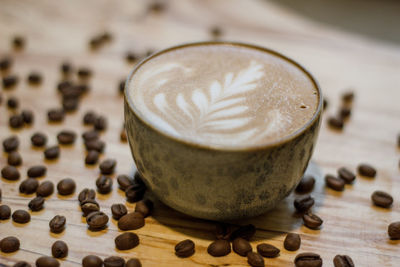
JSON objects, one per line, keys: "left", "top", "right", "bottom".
{"left": 127, "top": 43, "right": 318, "bottom": 148}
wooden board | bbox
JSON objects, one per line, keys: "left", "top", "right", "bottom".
{"left": 1, "top": 0, "right": 400, "bottom": 266}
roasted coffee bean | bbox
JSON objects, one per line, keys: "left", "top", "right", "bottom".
{"left": 47, "top": 108, "right": 65, "bottom": 122}
{"left": 61, "top": 62, "right": 72, "bottom": 75}
{"left": 148, "top": 1, "right": 166, "bottom": 13}
{"left": 62, "top": 99, "right": 79, "bottom": 113}
{"left": 118, "top": 79, "right": 125, "bottom": 94}
{"left": 96, "top": 175, "right": 113, "bottom": 194}
{"left": 94, "top": 115, "right": 107, "bottom": 131}
{"left": 77, "top": 67, "right": 92, "bottom": 79}
{"left": 27, "top": 165, "right": 47, "bottom": 178}
{"left": 256, "top": 243, "right": 280, "bottom": 258}
{"left": 99, "top": 159, "right": 116, "bottom": 175}
{"left": 207, "top": 239, "right": 231, "bottom": 257}
{"left": 0, "top": 205, "right": 11, "bottom": 220}
{"left": 117, "top": 174, "right": 133, "bottom": 190}
{"left": 12, "top": 36, "right": 25, "bottom": 49}
{"left": 86, "top": 211, "right": 108, "bottom": 230}
{"left": 0, "top": 57, "right": 12, "bottom": 71}
{"left": 294, "top": 195, "right": 314, "bottom": 212}
{"left": 82, "top": 130, "right": 99, "bottom": 141}
{"left": 89, "top": 36, "right": 102, "bottom": 50}
{"left": 231, "top": 224, "right": 256, "bottom": 241}
{"left": 83, "top": 111, "right": 97, "bottom": 125}
{"left": 115, "top": 232, "right": 139, "bottom": 250}
{"left": 85, "top": 150, "right": 99, "bottom": 165}
{"left": 12, "top": 209, "right": 30, "bottom": 223}
{"left": 57, "top": 130, "right": 76, "bottom": 145}
{"left": 0, "top": 236, "right": 20, "bottom": 253}
{"left": 120, "top": 128, "right": 127, "bottom": 142}
{"left": 57, "top": 80, "right": 72, "bottom": 94}
{"left": 371, "top": 190, "right": 393, "bottom": 208}
{"left": 175, "top": 239, "right": 195, "bottom": 258}
{"left": 294, "top": 252, "right": 322, "bottom": 267}
{"left": 357, "top": 163, "right": 376, "bottom": 177}
{"left": 78, "top": 188, "right": 96, "bottom": 203}
{"left": 19, "top": 178, "right": 39, "bottom": 194}
{"left": 81, "top": 199, "right": 100, "bottom": 217}
{"left": 338, "top": 167, "right": 356, "bottom": 184}
{"left": 21, "top": 109, "right": 34, "bottom": 124}
{"left": 210, "top": 26, "right": 223, "bottom": 38}
{"left": 27, "top": 72, "right": 42, "bottom": 84}
{"left": 118, "top": 212, "right": 144, "bottom": 230}
{"left": 303, "top": 212, "right": 323, "bottom": 229}
{"left": 9, "top": 113, "right": 24, "bottom": 128}
{"left": 125, "top": 183, "right": 146, "bottom": 203}
{"left": 82, "top": 255, "right": 103, "bottom": 267}
{"left": 3, "top": 75, "right": 19, "bottom": 88}
{"left": 7, "top": 96, "right": 19, "bottom": 108}
{"left": 36, "top": 256, "right": 60, "bottom": 267}
{"left": 284, "top": 233, "right": 301, "bottom": 251}
{"left": 111, "top": 203, "right": 127, "bottom": 220}
{"left": 247, "top": 252, "right": 265, "bottom": 267}
{"left": 232, "top": 237, "right": 252, "bottom": 257}
{"left": 51, "top": 240, "right": 68, "bottom": 258}
{"left": 125, "top": 52, "right": 137, "bottom": 63}
{"left": 339, "top": 106, "right": 351, "bottom": 119}
{"left": 333, "top": 255, "right": 354, "bottom": 267}
{"left": 342, "top": 91, "right": 354, "bottom": 103}
{"left": 134, "top": 199, "right": 153, "bottom": 218}
{"left": 104, "top": 256, "right": 125, "bottom": 267}
{"left": 28, "top": 196, "right": 45, "bottom": 211}
{"left": 31, "top": 132, "right": 47, "bottom": 147}
{"left": 325, "top": 174, "right": 345, "bottom": 191}
{"left": 57, "top": 178, "right": 76, "bottom": 195}
{"left": 49, "top": 215, "right": 66, "bottom": 233}
{"left": 3, "top": 135, "right": 19, "bottom": 152}
{"left": 328, "top": 116, "right": 344, "bottom": 130}
{"left": 126, "top": 258, "right": 141, "bottom": 267}
{"left": 85, "top": 139, "right": 105, "bottom": 153}
{"left": 13, "top": 261, "right": 31, "bottom": 267}
{"left": 36, "top": 181, "right": 54, "bottom": 197}
{"left": 295, "top": 175, "right": 315, "bottom": 193}
{"left": 44, "top": 146, "right": 60, "bottom": 159}
{"left": 8, "top": 151, "right": 22, "bottom": 166}
{"left": 1, "top": 165, "right": 20, "bottom": 180}
{"left": 215, "top": 223, "right": 232, "bottom": 240}
{"left": 388, "top": 221, "right": 400, "bottom": 239}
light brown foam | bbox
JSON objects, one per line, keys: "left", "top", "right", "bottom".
{"left": 127, "top": 43, "right": 318, "bottom": 148}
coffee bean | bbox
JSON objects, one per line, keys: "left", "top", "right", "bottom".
{"left": 207, "top": 239, "right": 231, "bottom": 257}
{"left": 295, "top": 175, "right": 315, "bottom": 194}
{"left": 3, "top": 135, "right": 19, "bottom": 152}
{"left": 117, "top": 174, "right": 133, "bottom": 190}
{"left": 0, "top": 57, "right": 12, "bottom": 71}
{"left": 325, "top": 174, "right": 345, "bottom": 191}
{"left": 57, "top": 178, "right": 76, "bottom": 195}
{"left": 284, "top": 233, "right": 301, "bottom": 251}
{"left": 27, "top": 72, "right": 42, "bottom": 84}
{"left": 303, "top": 212, "right": 323, "bottom": 229}
{"left": 94, "top": 115, "right": 107, "bottom": 131}
{"left": 328, "top": 116, "right": 344, "bottom": 130}
{"left": 0, "top": 205, "right": 11, "bottom": 220}
{"left": 120, "top": 128, "right": 127, "bottom": 142}
{"left": 31, "top": 132, "right": 47, "bottom": 147}
{"left": 256, "top": 243, "right": 280, "bottom": 258}
{"left": 21, "top": 109, "right": 34, "bottom": 125}
{"left": 333, "top": 255, "right": 354, "bottom": 267}
{"left": 115, "top": 232, "right": 140, "bottom": 250}
{"left": 36, "top": 256, "right": 60, "bottom": 267}
{"left": 357, "top": 163, "right": 376, "bottom": 177}
{"left": 134, "top": 199, "right": 153, "bottom": 218}
{"left": 342, "top": 91, "right": 354, "bottom": 103}
{"left": 9, "top": 113, "right": 24, "bottom": 128}
{"left": 231, "top": 224, "right": 256, "bottom": 241}
{"left": 36, "top": 181, "right": 54, "bottom": 197}
{"left": 371, "top": 190, "right": 393, "bottom": 208}
{"left": 118, "top": 212, "right": 145, "bottom": 230}
{"left": 85, "top": 139, "right": 105, "bottom": 153}
{"left": 44, "top": 146, "right": 60, "bottom": 159}
{"left": 51, "top": 240, "right": 68, "bottom": 258}
{"left": 175, "top": 239, "right": 195, "bottom": 258}
{"left": 215, "top": 223, "right": 232, "bottom": 240}
{"left": 338, "top": 167, "right": 356, "bottom": 184}
{"left": 49, "top": 215, "right": 66, "bottom": 233}
{"left": 8, "top": 151, "right": 22, "bottom": 166}
{"left": 388, "top": 221, "right": 400, "bottom": 239}
{"left": 86, "top": 211, "right": 108, "bottom": 230}
{"left": 82, "top": 130, "right": 99, "bottom": 141}
{"left": 12, "top": 209, "right": 30, "bottom": 223}
{"left": 81, "top": 199, "right": 100, "bottom": 217}
{"left": 27, "top": 165, "right": 47, "bottom": 178}
{"left": 295, "top": 252, "right": 322, "bottom": 267}
{"left": 12, "top": 36, "right": 25, "bottom": 49}
{"left": 57, "top": 130, "right": 76, "bottom": 145}
{"left": 61, "top": 62, "right": 72, "bottom": 76}
{"left": 77, "top": 67, "right": 92, "bottom": 79}
{"left": 19, "top": 178, "right": 39, "bottom": 194}
{"left": 99, "top": 159, "right": 116, "bottom": 175}
{"left": 57, "top": 80, "right": 73, "bottom": 94}
{"left": 85, "top": 150, "right": 100, "bottom": 165}
{"left": 28, "top": 196, "right": 45, "bottom": 211}
{"left": 0, "top": 236, "right": 20, "bottom": 253}
{"left": 339, "top": 106, "right": 351, "bottom": 119}
{"left": 232, "top": 237, "right": 252, "bottom": 257}
{"left": 78, "top": 188, "right": 96, "bottom": 203}
{"left": 83, "top": 111, "right": 97, "bottom": 125}
{"left": 118, "top": 79, "right": 125, "bottom": 94}
{"left": 13, "top": 261, "right": 31, "bottom": 267}
{"left": 96, "top": 175, "right": 113, "bottom": 194}
{"left": 104, "top": 256, "right": 125, "bottom": 267}
{"left": 210, "top": 26, "right": 223, "bottom": 38}
{"left": 62, "top": 99, "right": 80, "bottom": 114}
{"left": 125, "top": 52, "right": 137, "bottom": 63}
{"left": 125, "top": 183, "right": 146, "bottom": 203}
{"left": 1, "top": 165, "right": 20, "bottom": 180}
{"left": 3, "top": 75, "right": 19, "bottom": 89}
{"left": 111, "top": 203, "right": 127, "bottom": 220}
{"left": 294, "top": 195, "right": 314, "bottom": 213}
{"left": 48, "top": 108, "right": 65, "bottom": 122}
{"left": 7, "top": 96, "right": 19, "bottom": 109}
{"left": 247, "top": 252, "right": 264, "bottom": 267}
{"left": 82, "top": 255, "right": 103, "bottom": 267}
{"left": 89, "top": 36, "right": 102, "bottom": 50}
{"left": 126, "top": 258, "right": 141, "bottom": 267}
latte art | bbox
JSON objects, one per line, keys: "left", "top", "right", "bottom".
{"left": 127, "top": 44, "right": 318, "bottom": 147}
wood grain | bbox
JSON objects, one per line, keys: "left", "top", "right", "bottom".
{"left": 1, "top": 0, "right": 400, "bottom": 266}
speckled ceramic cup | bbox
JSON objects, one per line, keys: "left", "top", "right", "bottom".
{"left": 124, "top": 42, "right": 322, "bottom": 221}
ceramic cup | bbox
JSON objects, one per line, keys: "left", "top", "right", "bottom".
{"left": 124, "top": 42, "right": 322, "bottom": 221}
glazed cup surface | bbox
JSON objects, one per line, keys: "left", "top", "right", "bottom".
{"left": 124, "top": 41, "right": 322, "bottom": 221}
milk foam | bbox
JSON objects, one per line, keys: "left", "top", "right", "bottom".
{"left": 127, "top": 44, "right": 318, "bottom": 148}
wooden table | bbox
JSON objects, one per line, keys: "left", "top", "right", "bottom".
{"left": 1, "top": 0, "right": 400, "bottom": 266}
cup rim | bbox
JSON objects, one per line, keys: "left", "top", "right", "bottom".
{"left": 124, "top": 41, "right": 322, "bottom": 152}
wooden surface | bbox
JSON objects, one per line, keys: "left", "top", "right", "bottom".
{"left": 1, "top": 0, "right": 400, "bottom": 266}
